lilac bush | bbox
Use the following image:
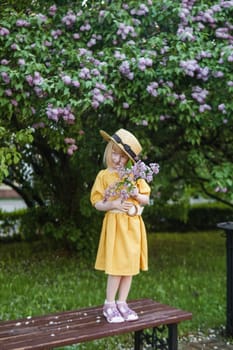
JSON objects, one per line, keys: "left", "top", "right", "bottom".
{"left": 0, "top": 0, "right": 232, "bottom": 248}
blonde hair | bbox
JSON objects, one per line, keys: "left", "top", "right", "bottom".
{"left": 103, "top": 141, "right": 128, "bottom": 167}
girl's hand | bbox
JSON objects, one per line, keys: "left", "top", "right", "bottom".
{"left": 113, "top": 198, "right": 134, "bottom": 212}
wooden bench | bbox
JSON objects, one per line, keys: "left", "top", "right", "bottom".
{"left": 0, "top": 298, "right": 192, "bottom": 350}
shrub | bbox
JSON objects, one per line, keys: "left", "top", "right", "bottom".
{"left": 144, "top": 202, "right": 233, "bottom": 232}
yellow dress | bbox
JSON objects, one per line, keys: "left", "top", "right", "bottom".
{"left": 90, "top": 168, "right": 151, "bottom": 276}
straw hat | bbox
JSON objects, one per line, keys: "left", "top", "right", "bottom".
{"left": 100, "top": 128, "right": 142, "bottom": 162}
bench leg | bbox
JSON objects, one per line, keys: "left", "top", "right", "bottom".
{"left": 134, "top": 324, "right": 178, "bottom": 350}
{"left": 134, "top": 330, "right": 143, "bottom": 350}
{"left": 168, "top": 324, "right": 178, "bottom": 350}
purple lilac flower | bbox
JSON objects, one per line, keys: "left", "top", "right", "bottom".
{"left": 36, "top": 14, "right": 47, "bottom": 23}
{"left": 104, "top": 160, "right": 159, "bottom": 202}
{"left": 160, "top": 45, "right": 170, "bottom": 54}
{"left": 218, "top": 103, "right": 226, "bottom": 113}
{"left": 67, "top": 144, "right": 78, "bottom": 156}
{"left": 16, "top": 19, "right": 30, "bottom": 27}
{"left": 25, "top": 75, "right": 33, "bottom": 86}
{"left": 146, "top": 82, "right": 158, "bottom": 97}
{"left": 123, "top": 102, "right": 129, "bottom": 109}
{"left": 216, "top": 27, "right": 230, "bottom": 39}
{"left": 87, "top": 37, "right": 96, "bottom": 48}
{"left": 0, "top": 27, "right": 10, "bottom": 36}
{"left": 122, "top": 3, "right": 129, "bottom": 10}
{"left": 211, "top": 5, "right": 221, "bottom": 12}
{"left": 92, "top": 88, "right": 105, "bottom": 103}
{"left": 114, "top": 51, "right": 126, "bottom": 60}
{"left": 117, "top": 23, "right": 136, "bottom": 40}
{"left": 64, "top": 137, "right": 75, "bottom": 145}
{"left": 130, "top": 4, "right": 149, "bottom": 16}
{"left": 91, "top": 68, "right": 100, "bottom": 76}
{"left": 191, "top": 86, "right": 209, "bottom": 103}
{"left": 1, "top": 72, "right": 10, "bottom": 84}
{"left": 119, "top": 61, "right": 134, "bottom": 80}
{"left": 99, "top": 10, "right": 106, "bottom": 17}
{"left": 5, "top": 89, "right": 12, "bottom": 96}
{"left": 199, "top": 104, "right": 212, "bottom": 112}
{"left": 46, "top": 104, "right": 75, "bottom": 124}
{"left": 46, "top": 105, "right": 59, "bottom": 122}
{"left": 164, "top": 81, "right": 173, "bottom": 88}
{"left": 180, "top": 59, "right": 210, "bottom": 81}
{"left": 177, "top": 27, "right": 196, "bottom": 41}
{"left": 62, "top": 11, "right": 76, "bottom": 27}
{"left": 221, "top": 1, "right": 233, "bottom": 9}
{"left": 180, "top": 59, "right": 199, "bottom": 77}
{"left": 11, "top": 43, "right": 18, "bottom": 50}
{"left": 196, "top": 51, "right": 212, "bottom": 59}
{"left": 138, "top": 57, "right": 153, "bottom": 71}
{"left": 11, "top": 99, "right": 18, "bottom": 106}
{"left": 33, "top": 72, "right": 43, "bottom": 85}
{"left": 18, "top": 58, "right": 25, "bottom": 66}
{"left": 73, "top": 33, "right": 80, "bottom": 40}
{"left": 132, "top": 18, "right": 141, "bottom": 26}
{"left": 80, "top": 22, "right": 91, "bottom": 31}
{"left": 44, "top": 40, "right": 52, "bottom": 47}
{"left": 1, "top": 59, "right": 10, "bottom": 65}
{"left": 51, "top": 29, "right": 62, "bottom": 39}
{"left": 227, "top": 54, "right": 233, "bottom": 62}
{"left": 78, "top": 48, "right": 92, "bottom": 57}
{"left": 72, "top": 80, "right": 80, "bottom": 88}
{"left": 212, "top": 71, "right": 224, "bottom": 78}
{"left": 34, "top": 87, "right": 44, "bottom": 98}
{"left": 179, "top": 93, "right": 186, "bottom": 101}
{"left": 95, "top": 82, "right": 106, "bottom": 90}
{"left": 215, "top": 186, "right": 228, "bottom": 193}
{"left": 79, "top": 67, "right": 91, "bottom": 80}
{"left": 141, "top": 120, "right": 148, "bottom": 126}
{"left": 91, "top": 83, "right": 113, "bottom": 110}
{"left": 62, "top": 75, "right": 72, "bottom": 85}
{"left": 63, "top": 109, "right": 75, "bottom": 124}
{"left": 32, "top": 122, "right": 45, "bottom": 129}
{"left": 49, "top": 5, "right": 57, "bottom": 16}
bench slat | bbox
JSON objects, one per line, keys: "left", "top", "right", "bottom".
{"left": 0, "top": 299, "right": 192, "bottom": 350}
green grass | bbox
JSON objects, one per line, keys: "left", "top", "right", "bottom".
{"left": 0, "top": 231, "right": 226, "bottom": 349}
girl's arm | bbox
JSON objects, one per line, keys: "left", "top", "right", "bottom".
{"left": 130, "top": 187, "right": 150, "bottom": 206}
{"left": 95, "top": 198, "right": 135, "bottom": 213}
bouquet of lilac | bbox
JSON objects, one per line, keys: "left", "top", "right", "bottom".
{"left": 104, "top": 160, "right": 160, "bottom": 202}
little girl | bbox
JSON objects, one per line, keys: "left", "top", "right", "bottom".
{"left": 90, "top": 128, "right": 151, "bottom": 323}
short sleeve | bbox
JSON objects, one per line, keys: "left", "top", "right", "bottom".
{"left": 90, "top": 170, "right": 105, "bottom": 206}
{"left": 137, "top": 179, "right": 151, "bottom": 196}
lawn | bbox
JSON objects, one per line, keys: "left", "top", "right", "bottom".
{"left": 0, "top": 230, "right": 226, "bottom": 349}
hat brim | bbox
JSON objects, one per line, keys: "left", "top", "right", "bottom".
{"left": 100, "top": 130, "right": 112, "bottom": 142}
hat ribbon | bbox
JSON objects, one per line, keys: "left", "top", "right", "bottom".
{"left": 112, "top": 133, "right": 137, "bottom": 161}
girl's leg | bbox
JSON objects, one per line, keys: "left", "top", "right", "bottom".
{"left": 103, "top": 275, "right": 124, "bottom": 323}
{"left": 117, "top": 276, "right": 138, "bottom": 321}
{"left": 118, "top": 276, "right": 133, "bottom": 301}
{"left": 106, "top": 275, "right": 121, "bottom": 302}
